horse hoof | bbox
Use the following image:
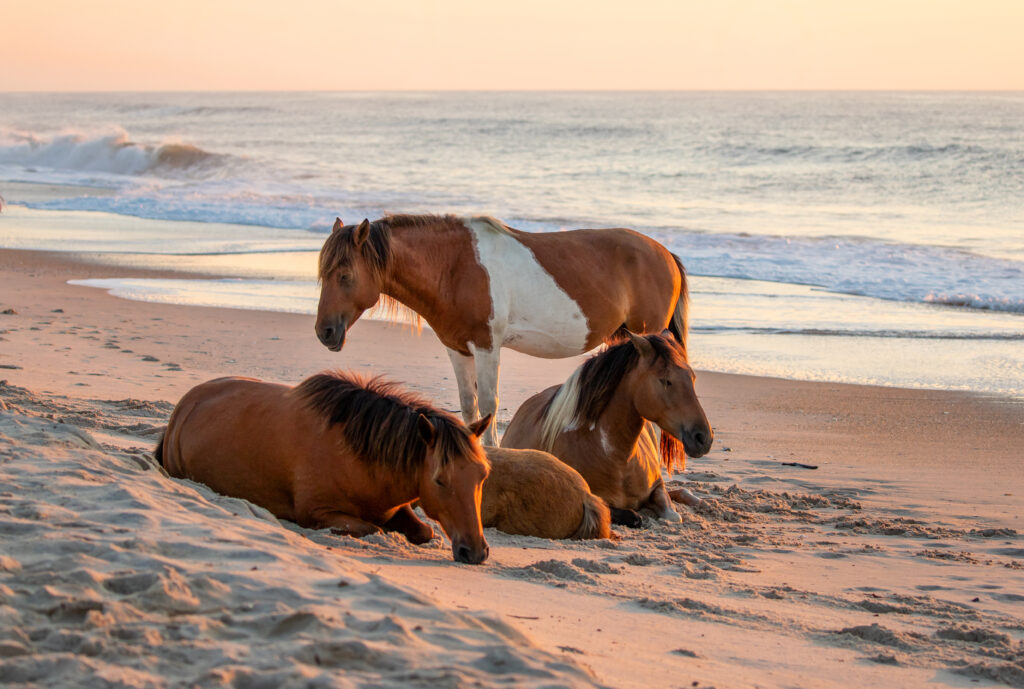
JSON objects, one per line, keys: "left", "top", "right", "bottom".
{"left": 661, "top": 508, "right": 682, "bottom": 523}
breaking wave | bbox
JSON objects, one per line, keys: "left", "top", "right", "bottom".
{"left": 0, "top": 128, "right": 234, "bottom": 179}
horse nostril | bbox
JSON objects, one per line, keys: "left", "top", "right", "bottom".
{"left": 693, "top": 430, "right": 707, "bottom": 447}
{"left": 320, "top": 326, "right": 334, "bottom": 343}
{"left": 454, "top": 543, "right": 472, "bottom": 563}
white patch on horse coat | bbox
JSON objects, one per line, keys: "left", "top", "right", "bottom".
{"left": 599, "top": 429, "right": 612, "bottom": 454}
{"left": 464, "top": 217, "right": 589, "bottom": 358}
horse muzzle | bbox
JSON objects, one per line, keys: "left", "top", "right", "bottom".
{"left": 680, "top": 425, "right": 713, "bottom": 458}
{"left": 452, "top": 539, "right": 489, "bottom": 565}
{"left": 315, "top": 317, "right": 347, "bottom": 352}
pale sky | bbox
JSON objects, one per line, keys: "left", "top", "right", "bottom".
{"left": 2, "top": 0, "right": 1022, "bottom": 91}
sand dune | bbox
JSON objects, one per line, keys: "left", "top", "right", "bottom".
{"left": 0, "top": 386, "right": 602, "bottom": 688}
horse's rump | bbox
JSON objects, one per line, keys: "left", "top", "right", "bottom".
{"left": 571, "top": 491, "right": 612, "bottom": 540}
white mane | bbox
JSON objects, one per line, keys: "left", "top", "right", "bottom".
{"left": 538, "top": 364, "right": 585, "bottom": 452}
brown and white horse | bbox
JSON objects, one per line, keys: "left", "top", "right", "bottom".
{"left": 314, "top": 214, "right": 689, "bottom": 445}
{"left": 156, "top": 371, "right": 492, "bottom": 564}
{"left": 500, "top": 331, "right": 712, "bottom": 526}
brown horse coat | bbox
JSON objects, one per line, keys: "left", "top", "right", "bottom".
{"left": 481, "top": 447, "right": 611, "bottom": 540}
{"left": 501, "top": 332, "right": 712, "bottom": 526}
{"left": 157, "top": 372, "right": 492, "bottom": 563}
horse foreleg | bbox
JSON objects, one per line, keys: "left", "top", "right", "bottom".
{"left": 317, "top": 511, "right": 383, "bottom": 539}
{"left": 470, "top": 345, "right": 501, "bottom": 446}
{"left": 610, "top": 507, "right": 643, "bottom": 528}
{"left": 644, "top": 479, "right": 682, "bottom": 522}
{"left": 382, "top": 504, "right": 434, "bottom": 545}
{"left": 446, "top": 347, "right": 480, "bottom": 425}
{"left": 668, "top": 487, "right": 703, "bottom": 507}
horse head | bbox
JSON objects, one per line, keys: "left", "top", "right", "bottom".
{"left": 415, "top": 413, "right": 492, "bottom": 564}
{"left": 626, "top": 330, "right": 713, "bottom": 458}
{"left": 315, "top": 218, "right": 386, "bottom": 351}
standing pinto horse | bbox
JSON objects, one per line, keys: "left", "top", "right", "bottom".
{"left": 315, "top": 214, "right": 689, "bottom": 445}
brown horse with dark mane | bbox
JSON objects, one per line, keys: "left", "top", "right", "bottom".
{"left": 314, "top": 214, "right": 690, "bottom": 445}
{"left": 156, "top": 371, "right": 492, "bottom": 564}
{"left": 501, "top": 331, "right": 712, "bottom": 526}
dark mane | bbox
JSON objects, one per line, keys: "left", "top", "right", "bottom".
{"left": 317, "top": 220, "right": 393, "bottom": 281}
{"left": 318, "top": 215, "right": 465, "bottom": 279}
{"left": 573, "top": 334, "right": 684, "bottom": 424}
{"left": 293, "top": 371, "right": 483, "bottom": 474}
{"left": 556, "top": 333, "right": 687, "bottom": 471}
{"left": 382, "top": 213, "right": 460, "bottom": 229}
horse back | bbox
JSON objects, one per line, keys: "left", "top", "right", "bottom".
{"left": 161, "top": 377, "right": 321, "bottom": 521}
{"left": 512, "top": 227, "right": 682, "bottom": 347}
{"left": 482, "top": 447, "right": 608, "bottom": 540}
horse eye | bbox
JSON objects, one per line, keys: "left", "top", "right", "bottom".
{"left": 434, "top": 477, "right": 446, "bottom": 488}
{"left": 338, "top": 273, "right": 353, "bottom": 284}
{"left": 660, "top": 378, "right": 672, "bottom": 387}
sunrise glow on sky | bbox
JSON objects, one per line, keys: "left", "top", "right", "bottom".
{"left": 3, "top": 0, "right": 1022, "bottom": 91}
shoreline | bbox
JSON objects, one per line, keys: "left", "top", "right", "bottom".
{"left": 3, "top": 246, "right": 1024, "bottom": 688}
{"left": 2, "top": 246, "right": 1023, "bottom": 493}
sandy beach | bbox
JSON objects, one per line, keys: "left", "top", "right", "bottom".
{"left": 2, "top": 248, "right": 1023, "bottom": 688}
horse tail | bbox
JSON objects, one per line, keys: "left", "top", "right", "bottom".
{"left": 571, "top": 492, "right": 612, "bottom": 540}
{"left": 668, "top": 253, "right": 689, "bottom": 348}
{"left": 153, "top": 432, "right": 166, "bottom": 467}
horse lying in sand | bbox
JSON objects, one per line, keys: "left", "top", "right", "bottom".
{"left": 501, "top": 331, "right": 712, "bottom": 526}
{"left": 482, "top": 447, "right": 611, "bottom": 540}
{"left": 314, "top": 214, "right": 691, "bottom": 445}
{"left": 156, "top": 371, "right": 492, "bottom": 564}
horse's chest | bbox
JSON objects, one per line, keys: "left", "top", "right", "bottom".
{"left": 467, "top": 221, "right": 590, "bottom": 357}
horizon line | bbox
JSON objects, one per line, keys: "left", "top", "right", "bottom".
{"left": 4, "top": 87, "right": 1024, "bottom": 95}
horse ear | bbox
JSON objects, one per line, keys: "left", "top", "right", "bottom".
{"left": 661, "top": 328, "right": 676, "bottom": 342}
{"left": 626, "top": 330, "right": 654, "bottom": 358}
{"left": 417, "top": 414, "right": 437, "bottom": 448}
{"left": 353, "top": 218, "right": 371, "bottom": 249}
{"left": 331, "top": 217, "right": 344, "bottom": 233}
{"left": 467, "top": 413, "right": 493, "bottom": 439}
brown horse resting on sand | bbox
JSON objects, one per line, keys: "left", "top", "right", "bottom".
{"left": 315, "top": 214, "right": 690, "bottom": 445}
{"left": 156, "top": 371, "right": 493, "bottom": 564}
{"left": 501, "top": 331, "right": 712, "bottom": 527}
{"left": 482, "top": 447, "right": 611, "bottom": 540}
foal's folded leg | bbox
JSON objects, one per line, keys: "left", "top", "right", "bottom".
{"left": 382, "top": 504, "right": 434, "bottom": 545}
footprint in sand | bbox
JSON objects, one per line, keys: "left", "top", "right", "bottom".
{"left": 163, "top": 363, "right": 183, "bottom": 372}
{"left": 141, "top": 356, "right": 160, "bottom": 363}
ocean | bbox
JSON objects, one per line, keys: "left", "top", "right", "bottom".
{"left": 1, "top": 92, "right": 1022, "bottom": 396}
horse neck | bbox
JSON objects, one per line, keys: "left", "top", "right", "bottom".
{"left": 589, "top": 370, "right": 648, "bottom": 461}
{"left": 381, "top": 220, "right": 464, "bottom": 324}
{"left": 370, "top": 455, "right": 422, "bottom": 505}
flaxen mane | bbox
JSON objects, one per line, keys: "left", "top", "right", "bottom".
{"left": 539, "top": 334, "right": 686, "bottom": 471}
{"left": 293, "top": 371, "right": 486, "bottom": 474}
